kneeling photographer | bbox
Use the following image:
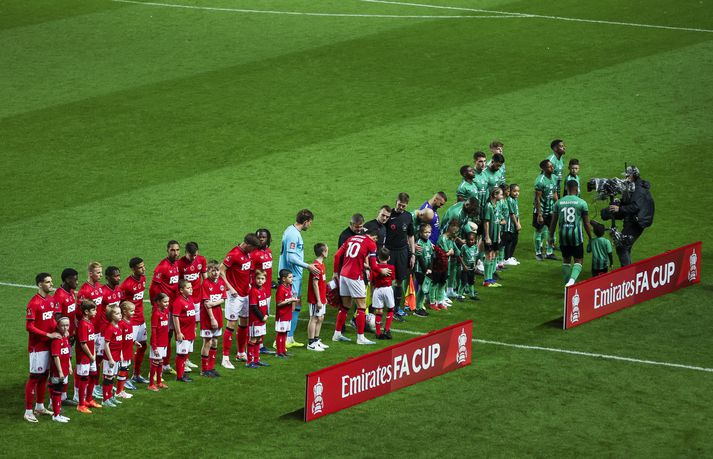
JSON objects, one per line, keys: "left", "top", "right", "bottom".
{"left": 593, "top": 166, "right": 654, "bottom": 267}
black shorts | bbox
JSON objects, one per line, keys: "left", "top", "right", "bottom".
{"left": 387, "top": 246, "right": 411, "bottom": 282}
{"left": 561, "top": 244, "right": 584, "bottom": 259}
{"left": 532, "top": 213, "right": 552, "bottom": 230}
{"left": 430, "top": 271, "right": 447, "bottom": 285}
{"left": 592, "top": 267, "right": 608, "bottom": 277}
{"left": 484, "top": 241, "right": 500, "bottom": 252}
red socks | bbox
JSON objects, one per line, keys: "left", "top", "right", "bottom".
{"left": 237, "top": 326, "right": 248, "bottom": 355}
{"left": 87, "top": 374, "right": 97, "bottom": 401}
{"left": 375, "top": 314, "right": 383, "bottom": 336}
{"left": 335, "top": 307, "right": 349, "bottom": 332}
{"left": 51, "top": 390, "right": 62, "bottom": 416}
{"left": 76, "top": 377, "right": 87, "bottom": 406}
{"left": 134, "top": 344, "right": 146, "bottom": 377}
{"left": 103, "top": 381, "right": 113, "bottom": 402}
{"left": 176, "top": 354, "right": 188, "bottom": 379}
{"left": 149, "top": 361, "right": 163, "bottom": 385}
{"left": 386, "top": 311, "right": 394, "bottom": 332}
{"left": 276, "top": 332, "right": 287, "bottom": 355}
{"left": 36, "top": 374, "right": 47, "bottom": 405}
{"left": 356, "top": 309, "right": 366, "bottom": 334}
{"left": 222, "top": 328, "right": 234, "bottom": 357}
{"left": 201, "top": 355, "right": 209, "bottom": 372}
{"left": 247, "top": 342, "right": 258, "bottom": 364}
{"left": 24, "top": 377, "right": 37, "bottom": 410}
{"left": 209, "top": 348, "right": 217, "bottom": 370}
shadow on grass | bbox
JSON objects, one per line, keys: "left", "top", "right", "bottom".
{"left": 538, "top": 317, "right": 564, "bottom": 329}
{"left": 280, "top": 407, "right": 304, "bottom": 422}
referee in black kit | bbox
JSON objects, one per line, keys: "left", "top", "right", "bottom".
{"left": 385, "top": 192, "right": 417, "bottom": 320}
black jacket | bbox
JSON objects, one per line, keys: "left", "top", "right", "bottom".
{"left": 615, "top": 179, "right": 654, "bottom": 228}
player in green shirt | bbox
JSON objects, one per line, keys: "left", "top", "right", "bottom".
{"left": 563, "top": 158, "right": 581, "bottom": 196}
{"left": 496, "top": 184, "right": 510, "bottom": 269}
{"left": 458, "top": 232, "right": 480, "bottom": 299}
{"left": 483, "top": 153, "right": 504, "bottom": 194}
{"left": 436, "top": 222, "right": 459, "bottom": 308}
{"left": 472, "top": 151, "right": 490, "bottom": 221}
{"left": 503, "top": 184, "right": 521, "bottom": 265}
{"left": 549, "top": 180, "right": 593, "bottom": 286}
{"left": 456, "top": 165, "right": 479, "bottom": 202}
{"left": 489, "top": 140, "right": 506, "bottom": 184}
{"left": 587, "top": 221, "right": 613, "bottom": 276}
{"left": 533, "top": 159, "right": 559, "bottom": 260}
{"left": 548, "top": 139, "right": 566, "bottom": 195}
{"left": 411, "top": 207, "right": 434, "bottom": 236}
{"left": 483, "top": 187, "right": 506, "bottom": 287}
{"left": 414, "top": 224, "right": 435, "bottom": 311}
{"left": 440, "top": 198, "right": 480, "bottom": 243}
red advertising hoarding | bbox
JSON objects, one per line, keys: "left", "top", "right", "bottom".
{"left": 305, "top": 321, "right": 473, "bottom": 421}
{"left": 564, "top": 242, "right": 701, "bottom": 329}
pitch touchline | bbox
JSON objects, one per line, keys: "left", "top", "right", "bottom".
{"left": 111, "top": 0, "right": 522, "bottom": 19}
{"left": 3, "top": 281, "right": 709, "bottom": 373}
{"left": 360, "top": 0, "right": 713, "bottom": 33}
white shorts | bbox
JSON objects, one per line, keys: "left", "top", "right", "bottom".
{"left": 120, "top": 360, "right": 131, "bottom": 368}
{"left": 225, "top": 295, "right": 249, "bottom": 320}
{"left": 150, "top": 346, "right": 167, "bottom": 360}
{"left": 76, "top": 361, "right": 97, "bottom": 376}
{"left": 95, "top": 336, "right": 105, "bottom": 357}
{"left": 176, "top": 339, "right": 194, "bottom": 355}
{"left": 29, "top": 351, "right": 50, "bottom": 374}
{"left": 200, "top": 329, "right": 223, "bottom": 338}
{"left": 103, "top": 360, "right": 119, "bottom": 376}
{"left": 132, "top": 323, "right": 147, "bottom": 342}
{"left": 194, "top": 302, "right": 201, "bottom": 322}
{"left": 372, "top": 286, "right": 395, "bottom": 309}
{"left": 50, "top": 375, "right": 68, "bottom": 385}
{"left": 249, "top": 324, "right": 266, "bottom": 337}
{"left": 309, "top": 303, "right": 326, "bottom": 317}
{"left": 275, "top": 320, "right": 291, "bottom": 333}
{"left": 339, "top": 276, "right": 366, "bottom": 299}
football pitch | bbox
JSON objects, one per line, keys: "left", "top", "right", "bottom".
{"left": 1, "top": 0, "right": 712, "bottom": 456}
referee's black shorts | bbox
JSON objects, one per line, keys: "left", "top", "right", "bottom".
{"left": 387, "top": 246, "right": 410, "bottom": 282}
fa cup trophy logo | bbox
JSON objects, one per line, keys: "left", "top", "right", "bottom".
{"left": 456, "top": 328, "right": 468, "bottom": 365}
{"left": 688, "top": 249, "right": 698, "bottom": 282}
{"left": 311, "top": 378, "right": 324, "bottom": 415}
{"left": 570, "top": 290, "right": 581, "bottom": 323}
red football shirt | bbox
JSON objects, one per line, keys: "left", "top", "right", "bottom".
{"left": 172, "top": 294, "right": 196, "bottom": 340}
{"left": 77, "top": 281, "right": 104, "bottom": 307}
{"left": 120, "top": 275, "right": 146, "bottom": 325}
{"left": 75, "top": 319, "right": 96, "bottom": 365}
{"left": 248, "top": 286, "right": 269, "bottom": 326}
{"left": 150, "top": 308, "right": 170, "bottom": 348}
{"left": 96, "top": 284, "right": 124, "bottom": 334}
{"left": 26, "top": 293, "right": 58, "bottom": 352}
{"left": 250, "top": 248, "right": 273, "bottom": 293}
{"left": 177, "top": 255, "right": 206, "bottom": 304}
{"left": 149, "top": 258, "right": 180, "bottom": 303}
{"left": 50, "top": 336, "right": 71, "bottom": 378}
{"left": 371, "top": 263, "right": 396, "bottom": 288}
{"left": 334, "top": 235, "right": 379, "bottom": 280}
{"left": 119, "top": 319, "right": 134, "bottom": 362}
{"left": 201, "top": 277, "right": 226, "bottom": 331}
{"left": 223, "top": 246, "right": 252, "bottom": 296}
{"left": 53, "top": 287, "right": 77, "bottom": 336}
{"left": 275, "top": 284, "right": 293, "bottom": 322}
{"left": 307, "top": 260, "right": 327, "bottom": 305}
{"left": 103, "top": 323, "right": 123, "bottom": 361}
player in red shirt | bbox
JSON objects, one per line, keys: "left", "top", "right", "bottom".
{"left": 24, "top": 273, "right": 60, "bottom": 423}
{"left": 53, "top": 267, "right": 79, "bottom": 405}
{"left": 332, "top": 228, "right": 391, "bottom": 345}
{"left": 274, "top": 270, "right": 299, "bottom": 357}
{"left": 371, "top": 247, "right": 396, "bottom": 339}
{"left": 246, "top": 270, "right": 270, "bottom": 368}
{"left": 307, "top": 243, "right": 329, "bottom": 352}
{"left": 150, "top": 240, "right": 181, "bottom": 372}
{"left": 177, "top": 242, "right": 206, "bottom": 371}
{"left": 102, "top": 306, "right": 123, "bottom": 407}
{"left": 220, "top": 233, "right": 259, "bottom": 367}
{"left": 49, "top": 317, "right": 73, "bottom": 423}
{"left": 148, "top": 293, "right": 170, "bottom": 391}
{"left": 173, "top": 280, "right": 196, "bottom": 382}
{"left": 252, "top": 229, "right": 276, "bottom": 356}
{"left": 77, "top": 262, "right": 104, "bottom": 399}
{"left": 75, "top": 300, "right": 101, "bottom": 413}
{"left": 116, "top": 301, "right": 139, "bottom": 399}
{"left": 200, "top": 260, "right": 226, "bottom": 376}
{"left": 120, "top": 257, "right": 149, "bottom": 385}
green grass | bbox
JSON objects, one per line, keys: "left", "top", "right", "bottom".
{"left": 1, "top": 0, "right": 712, "bottom": 456}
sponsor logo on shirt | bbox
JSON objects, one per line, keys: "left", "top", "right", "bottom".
{"left": 262, "top": 261, "right": 272, "bottom": 269}
{"left": 93, "top": 297, "right": 102, "bottom": 306}
{"left": 210, "top": 294, "right": 222, "bottom": 303}
{"left": 67, "top": 304, "right": 76, "bottom": 313}
{"left": 116, "top": 335, "right": 123, "bottom": 342}
{"left": 133, "top": 292, "right": 144, "bottom": 301}
{"left": 241, "top": 262, "right": 251, "bottom": 270}
{"left": 42, "top": 311, "right": 53, "bottom": 320}
{"left": 169, "top": 275, "right": 179, "bottom": 284}
{"left": 60, "top": 347, "right": 70, "bottom": 355}
{"left": 160, "top": 320, "right": 168, "bottom": 327}
{"left": 184, "top": 273, "right": 200, "bottom": 282}
{"left": 186, "top": 309, "right": 196, "bottom": 317}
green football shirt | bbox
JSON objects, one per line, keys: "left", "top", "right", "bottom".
{"left": 460, "top": 243, "right": 479, "bottom": 268}
{"left": 483, "top": 201, "right": 502, "bottom": 244}
{"left": 589, "top": 237, "right": 612, "bottom": 270}
{"left": 472, "top": 169, "right": 489, "bottom": 218}
{"left": 441, "top": 202, "right": 476, "bottom": 238}
{"left": 456, "top": 179, "right": 479, "bottom": 202}
{"left": 505, "top": 196, "right": 519, "bottom": 233}
{"left": 564, "top": 173, "right": 581, "bottom": 196}
{"left": 437, "top": 233, "right": 456, "bottom": 254}
{"left": 415, "top": 238, "right": 434, "bottom": 274}
{"left": 497, "top": 198, "right": 510, "bottom": 231}
{"left": 533, "top": 173, "right": 558, "bottom": 217}
{"left": 548, "top": 152, "right": 565, "bottom": 190}
{"left": 552, "top": 195, "right": 589, "bottom": 246}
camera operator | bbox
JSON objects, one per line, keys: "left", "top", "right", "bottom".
{"left": 606, "top": 166, "right": 654, "bottom": 266}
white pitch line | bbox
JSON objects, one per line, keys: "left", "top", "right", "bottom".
{"left": 360, "top": 0, "right": 713, "bottom": 33}
{"left": 112, "top": 0, "right": 521, "bottom": 19}
{"left": 3, "top": 280, "right": 710, "bottom": 373}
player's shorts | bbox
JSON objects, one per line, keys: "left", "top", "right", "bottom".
{"left": 95, "top": 336, "right": 105, "bottom": 357}
{"left": 532, "top": 213, "right": 552, "bottom": 230}
{"left": 592, "top": 267, "right": 609, "bottom": 277}
{"left": 76, "top": 361, "right": 97, "bottom": 376}
{"left": 29, "top": 351, "right": 50, "bottom": 374}
{"left": 372, "top": 286, "right": 395, "bottom": 310}
{"left": 103, "top": 360, "right": 119, "bottom": 376}
{"left": 339, "top": 276, "right": 367, "bottom": 299}
{"left": 50, "top": 375, "right": 68, "bottom": 385}
{"left": 225, "top": 294, "right": 249, "bottom": 320}
{"left": 484, "top": 241, "right": 500, "bottom": 252}
{"left": 561, "top": 244, "right": 584, "bottom": 259}
{"left": 249, "top": 324, "right": 266, "bottom": 337}
{"left": 387, "top": 246, "right": 410, "bottom": 282}
{"left": 291, "top": 276, "right": 303, "bottom": 298}
{"left": 150, "top": 346, "right": 167, "bottom": 360}
{"left": 200, "top": 328, "right": 223, "bottom": 338}
{"left": 194, "top": 302, "right": 201, "bottom": 322}
{"left": 275, "top": 320, "right": 291, "bottom": 333}
{"left": 132, "top": 323, "right": 147, "bottom": 342}
{"left": 309, "top": 303, "right": 326, "bottom": 317}
{"left": 176, "top": 339, "right": 194, "bottom": 355}
{"left": 120, "top": 360, "right": 132, "bottom": 368}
